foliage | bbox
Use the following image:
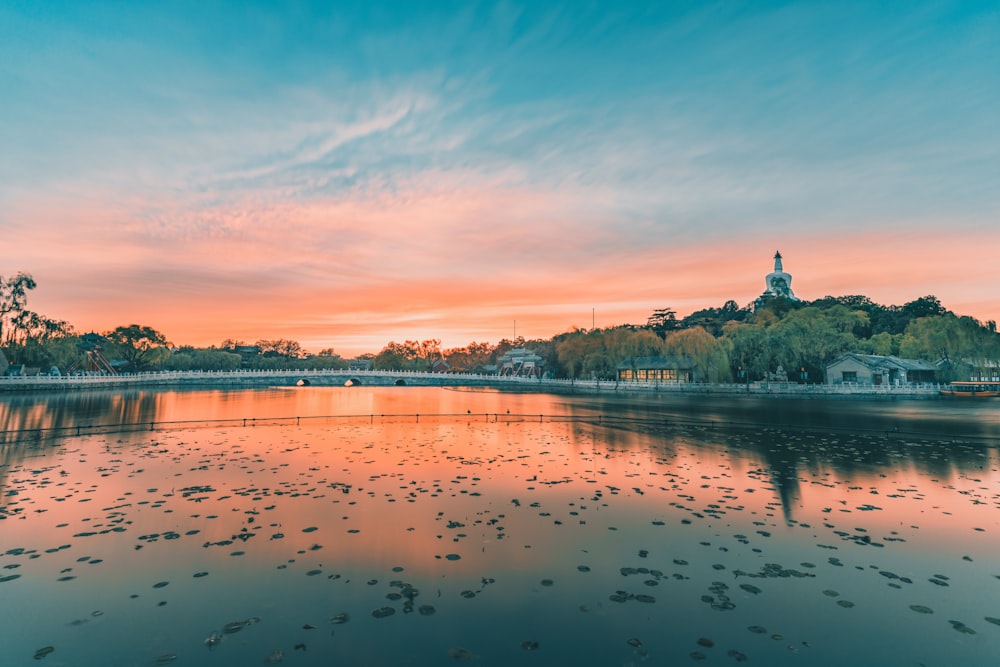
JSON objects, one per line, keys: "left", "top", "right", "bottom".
{"left": 645, "top": 308, "right": 679, "bottom": 337}
{"left": 255, "top": 339, "right": 305, "bottom": 359}
{"left": 553, "top": 326, "right": 664, "bottom": 379}
{"left": 443, "top": 342, "right": 494, "bottom": 372}
{"left": 105, "top": 325, "right": 171, "bottom": 372}
{"left": 0, "top": 272, "right": 76, "bottom": 368}
{"left": 680, "top": 300, "right": 752, "bottom": 336}
{"left": 372, "top": 339, "right": 442, "bottom": 371}
{"left": 0, "top": 272, "right": 37, "bottom": 348}
{"left": 163, "top": 347, "right": 242, "bottom": 371}
{"left": 662, "top": 327, "right": 732, "bottom": 382}
{"left": 898, "top": 314, "right": 1000, "bottom": 381}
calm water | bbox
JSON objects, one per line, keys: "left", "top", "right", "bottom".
{"left": 1, "top": 387, "right": 998, "bottom": 666}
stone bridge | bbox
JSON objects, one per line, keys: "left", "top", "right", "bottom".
{"left": 0, "top": 368, "right": 942, "bottom": 397}
{"left": 0, "top": 369, "right": 549, "bottom": 392}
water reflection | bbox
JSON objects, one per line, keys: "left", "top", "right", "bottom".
{"left": 0, "top": 388, "right": 997, "bottom": 665}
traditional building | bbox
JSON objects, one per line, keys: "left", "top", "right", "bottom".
{"left": 497, "top": 348, "right": 544, "bottom": 377}
{"left": 825, "top": 353, "right": 937, "bottom": 386}
{"left": 617, "top": 355, "right": 694, "bottom": 383}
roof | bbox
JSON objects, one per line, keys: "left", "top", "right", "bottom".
{"left": 499, "top": 348, "right": 543, "bottom": 363}
{"left": 827, "top": 353, "right": 936, "bottom": 372}
{"left": 617, "top": 355, "right": 694, "bottom": 370}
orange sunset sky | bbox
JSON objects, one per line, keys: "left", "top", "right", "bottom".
{"left": 2, "top": 2, "right": 998, "bottom": 356}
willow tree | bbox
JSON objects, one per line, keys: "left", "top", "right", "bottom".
{"left": 899, "top": 314, "right": 1000, "bottom": 380}
{"left": 769, "top": 306, "right": 868, "bottom": 381}
{"left": 662, "top": 326, "right": 732, "bottom": 383}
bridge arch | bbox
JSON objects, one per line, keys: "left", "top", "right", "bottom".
{"left": 344, "top": 378, "right": 363, "bottom": 387}
{"left": 296, "top": 378, "right": 311, "bottom": 386}
{"left": 394, "top": 379, "right": 407, "bottom": 386}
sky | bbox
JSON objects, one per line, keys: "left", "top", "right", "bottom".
{"left": 1, "top": 1, "right": 998, "bottom": 356}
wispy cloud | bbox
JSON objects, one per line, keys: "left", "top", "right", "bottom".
{"left": 3, "top": 1, "right": 999, "bottom": 353}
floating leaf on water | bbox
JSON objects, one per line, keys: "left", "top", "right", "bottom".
{"left": 418, "top": 605, "right": 436, "bottom": 616}
{"left": 153, "top": 581, "right": 169, "bottom": 589}
{"left": 690, "top": 651, "right": 707, "bottom": 661}
{"left": 448, "top": 647, "right": 472, "bottom": 661}
{"left": 0, "top": 574, "right": 22, "bottom": 583}
{"left": 985, "top": 617, "right": 1000, "bottom": 626}
{"left": 204, "top": 631, "right": 222, "bottom": 648}
{"left": 747, "top": 626, "right": 767, "bottom": 634}
{"left": 836, "top": 600, "right": 855, "bottom": 608}
{"left": 33, "top": 646, "right": 55, "bottom": 660}
{"left": 372, "top": 606, "right": 395, "bottom": 619}
{"left": 822, "top": 590, "right": 840, "bottom": 597}
{"left": 193, "top": 572, "right": 209, "bottom": 578}
{"left": 153, "top": 654, "right": 177, "bottom": 665}
{"left": 696, "top": 638, "right": 714, "bottom": 647}
{"left": 577, "top": 565, "right": 591, "bottom": 572}
{"left": 949, "top": 620, "right": 976, "bottom": 635}
{"left": 330, "top": 613, "right": 350, "bottom": 625}
{"left": 306, "top": 570, "right": 322, "bottom": 576}
{"left": 222, "top": 621, "right": 246, "bottom": 634}
{"left": 626, "top": 638, "right": 643, "bottom": 647}
{"left": 445, "top": 554, "right": 461, "bottom": 561}
{"left": 739, "top": 584, "right": 761, "bottom": 595}
{"left": 727, "top": 649, "right": 748, "bottom": 662}
{"left": 909, "top": 605, "right": 934, "bottom": 614}
{"left": 540, "top": 579, "right": 554, "bottom": 587}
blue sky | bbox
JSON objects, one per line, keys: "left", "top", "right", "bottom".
{"left": 1, "top": 1, "right": 998, "bottom": 353}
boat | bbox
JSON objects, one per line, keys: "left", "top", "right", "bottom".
{"left": 939, "top": 381, "right": 1000, "bottom": 397}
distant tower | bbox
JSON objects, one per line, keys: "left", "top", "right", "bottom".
{"left": 763, "top": 251, "right": 798, "bottom": 301}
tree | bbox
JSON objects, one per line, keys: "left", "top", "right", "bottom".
{"left": 255, "top": 339, "right": 305, "bottom": 359}
{"left": 105, "top": 325, "right": 170, "bottom": 372}
{"left": 898, "top": 314, "right": 1000, "bottom": 380}
{"left": 662, "top": 327, "right": 732, "bottom": 382}
{"left": 723, "top": 321, "right": 775, "bottom": 382}
{"left": 6, "top": 312, "right": 75, "bottom": 367}
{"left": 681, "top": 299, "right": 751, "bottom": 336}
{"left": 373, "top": 341, "right": 422, "bottom": 371}
{"left": 164, "top": 347, "right": 242, "bottom": 371}
{"left": 444, "top": 341, "right": 494, "bottom": 372}
{"left": 902, "top": 295, "right": 948, "bottom": 320}
{"left": 646, "top": 308, "right": 680, "bottom": 337}
{"left": 768, "top": 306, "right": 866, "bottom": 382}
{"left": 219, "top": 339, "right": 246, "bottom": 351}
{"left": 0, "top": 272, "right": 37, "bottom": 348}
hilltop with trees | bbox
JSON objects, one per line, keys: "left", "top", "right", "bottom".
{"left": 1, "top": 270, "right": 997, "bottom": 383}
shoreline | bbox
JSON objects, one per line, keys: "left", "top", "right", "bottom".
{"left": 0, "top": 369, "right": 947, "bottom": 400}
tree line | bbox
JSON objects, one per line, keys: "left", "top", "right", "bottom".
{"left": 2, "top": 271, "right": 998, "bottom": 382}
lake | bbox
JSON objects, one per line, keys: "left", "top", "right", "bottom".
{"left": 1, "top": 386, "right": 998, "bottom": 665}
